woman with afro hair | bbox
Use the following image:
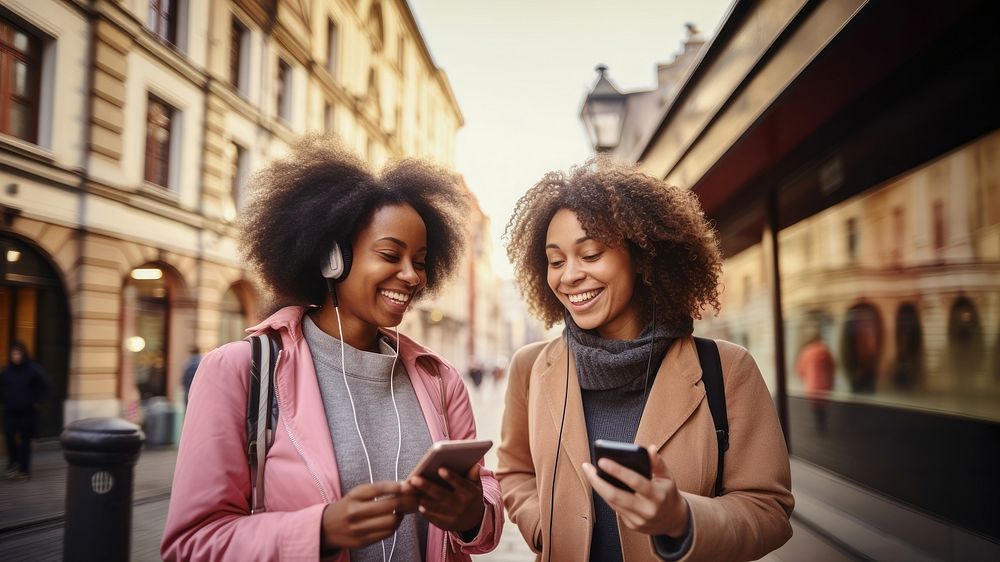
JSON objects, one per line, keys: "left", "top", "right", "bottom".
{"left": 497, "top": 158, "right": 793, "bottom": 561}
{"left": 163, "top": 135, "right": 503, "bottom": 561}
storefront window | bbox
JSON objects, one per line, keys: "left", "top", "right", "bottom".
{"left": 779, "top": 130, "right": 1000, "bottom": 422}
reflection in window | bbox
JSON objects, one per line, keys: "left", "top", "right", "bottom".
{"left": 846, "top": 217, "right": 859, "bottom": 262}
{"left": 893, "top": 303, "right": 923, "bottom": 389}
{"left": 841, "top": 304, "right": 881, "bottom": 393}
{"left": 948, "top": 297, "right": 983, "bottom": 381}
{"left": 933, "top": 199, "right": 945, "bottom": 251}
{"left": 892, "top": 207, "right": 904, "bottom": 265}
{"left": 775, "top": 129, "right": 1000, "bottom": 421}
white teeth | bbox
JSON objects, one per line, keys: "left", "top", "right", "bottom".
{"left": 568, "top": 290, "right": 600, "bottom": 304}
{"left": 380, "top": 290, "right": 409, "bottom": 303}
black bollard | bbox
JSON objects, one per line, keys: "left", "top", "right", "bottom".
{"left": 60, "top": 417, "right": 145, "bottom": 562}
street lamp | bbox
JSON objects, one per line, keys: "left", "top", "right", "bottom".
{"left": 580, "top": 64, "right": 626, "bottom": 153}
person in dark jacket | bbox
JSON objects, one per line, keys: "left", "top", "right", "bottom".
{"left": 1, "top": 341, "right": 50, "bottom": 479}
{"left": 181, "top": 346, "right": 201, "bottom": 406}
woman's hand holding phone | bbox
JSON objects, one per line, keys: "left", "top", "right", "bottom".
{"left": 320, "top": 480, "right": 418, "bottom": 550}
{"left": 582, "top": 444, "right": 690, "bottom": 539}
{"left": 408, "top": 464, "right": 485, "bottom": 534}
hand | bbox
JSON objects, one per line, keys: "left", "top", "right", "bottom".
{"left": 408, "top": 464, "right": 485, "bottom": 534}
{"left": 321, "top": 480, "right": 415, "bottom": 550}
{"left": 583, "top": 445, "right": 690, "bottom": 538}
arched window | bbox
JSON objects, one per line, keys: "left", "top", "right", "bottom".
{"left": 948, "top": 296, "right": 983, "bottom": 380}
{"left": 840, "top": 303, "right": 882, "bottom": 393}
{"left": 893, "top": 303, "right": 924, "bottom": 389}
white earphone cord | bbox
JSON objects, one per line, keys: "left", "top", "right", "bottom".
{"left": 334, "top": 306, "right": 403, "bottom": 562}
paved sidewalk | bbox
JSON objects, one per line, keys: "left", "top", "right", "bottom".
{"left": 0, "top": 388, "right": 860, "bottom": 562}
{"left": 0, "top": 444, "right": 177, "bottom": 532}
{"left": 0, "top": 444, "right": 176, "bottom": 561}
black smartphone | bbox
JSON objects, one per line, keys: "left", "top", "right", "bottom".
{"left": 593, "top": 439, "right": 651, "bottom": 493}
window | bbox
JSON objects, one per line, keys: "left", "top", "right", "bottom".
{"left": 324, "top": 102, "right": 334, "bottom": 133}
{"left": 369, "top": 2, "right": 384, "bottom": 47}
{"left": 0, "top": 15, "right": 42, "bottom": 143}
{"left": 230, "top": 142, "right": 248, "bottom": 210}
{"left": 229, "top": 16, "right": 247, "bottom": 91}
{"left": 326, "top": 19, "right": 338, "bottom": 78}
{"left": 148, "top": 0, "right": 179, "bottom": 45}
{"left": 892, "top": 206, "right": 904, "bottom": 264}
{"left": 846, "top": 217, "right": 858, "bottom": 261}
{"left": 276, "top": 58, "right": 291, "bottom": 122}
{"left": 144, "top": 95, "right": 175, "bottom": 188}
{"left": 932, "top": 200, "right": 945, "bottom": 251}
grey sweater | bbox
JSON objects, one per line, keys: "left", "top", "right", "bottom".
{"left": 304, "top": 316, "right": 432, "bottom": 562}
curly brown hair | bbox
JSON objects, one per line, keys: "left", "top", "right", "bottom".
{"left": 504, "top": 157, "right": 722, "bottom": 329}
{"left": 240, "top": 134, "right": 468, "bottom": 311}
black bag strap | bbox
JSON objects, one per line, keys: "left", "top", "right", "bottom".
{"left": 694, "top": 337, "right": 728, "bottom": 497}
{"left": 246, "top": 331, "right": 282, "bottom": 514}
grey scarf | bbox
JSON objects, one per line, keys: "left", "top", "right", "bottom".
{"left": 565, "top": 314, "right": 692, "bottom": 392}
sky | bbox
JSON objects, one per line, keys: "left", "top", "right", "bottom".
{"left": 407, "top": 0, "right": 734, "bottom": 277}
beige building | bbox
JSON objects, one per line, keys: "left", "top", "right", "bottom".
{"left": 0, "top": 0, "right": 469, "bottom": 440}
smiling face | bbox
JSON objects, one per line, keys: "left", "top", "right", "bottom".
{"left": 335, "top": 203, "right": 428, "bottom": 339}
{"left": 545, "top": 208, "right": 641, "bottom": 340}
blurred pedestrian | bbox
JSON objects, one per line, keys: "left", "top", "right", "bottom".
{"left": 181, "top": 346, "right": 201, "bottom": 406}
{"left": 796, "top": 332, "right": 835, "bottom": 433}
{"left": 468, "top": 363, "right": 484, "bottom": 387}
{"left": 499, "top": 159, "right": 793, "bottom": 561}
{"left": 1, "top": 341, "right": 50, "bottom": 480}
{"left": 162, "top": 135, "right": 503, "bottom": 560}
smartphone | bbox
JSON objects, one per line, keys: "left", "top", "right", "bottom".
{"left": 408, "top": 439, "right": 493, "bottom": 485}
{"left": 593, "top": 439, "right": 651, "bottom": 492}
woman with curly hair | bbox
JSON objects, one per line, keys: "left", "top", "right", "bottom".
{"left": 162, "top": 135, "right": 503, "bottom": 561}
{"left": 497, "top": 159, "right": 792, "bottom": 561}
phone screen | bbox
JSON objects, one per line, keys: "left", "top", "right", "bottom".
{"left": 593, "top": 439, "right": 651, "bottom": 492}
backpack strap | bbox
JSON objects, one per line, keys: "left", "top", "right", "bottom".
{"left": 246, "top": 331, "right": 282, "bottom": 514}
{"left": 694, "top": 337, "right": 729, "bottom": 497}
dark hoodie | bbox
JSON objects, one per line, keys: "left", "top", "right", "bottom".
{"left": 0, "top": 345, "right": 49, "bottom": 414}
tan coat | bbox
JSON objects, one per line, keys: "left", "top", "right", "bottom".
{"left": 496, "top": 336, "right": 793, "bottom": 562}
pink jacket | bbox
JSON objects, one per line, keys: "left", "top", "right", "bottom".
{"left": 161, "top": 306, "right": 503, "bottom": 561}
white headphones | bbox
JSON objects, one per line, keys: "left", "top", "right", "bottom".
{"left": 329, "top": 243, "right": 403, "bottom": 562}
{"left": 321, "top": 241, "right": 353, "bottom": 281}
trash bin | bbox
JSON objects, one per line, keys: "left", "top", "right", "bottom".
{"left": 61, "top": 417, "right": 144, "bottom": 562}
{"left": 143, "top": 396, "right": 175, "bottom": 446}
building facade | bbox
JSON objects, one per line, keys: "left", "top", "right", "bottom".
{"left": 583, "top": 0, "right": 999, "bottom": 557}
{"left": 0, "top": 0, "right": 470, "bottom": 440}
